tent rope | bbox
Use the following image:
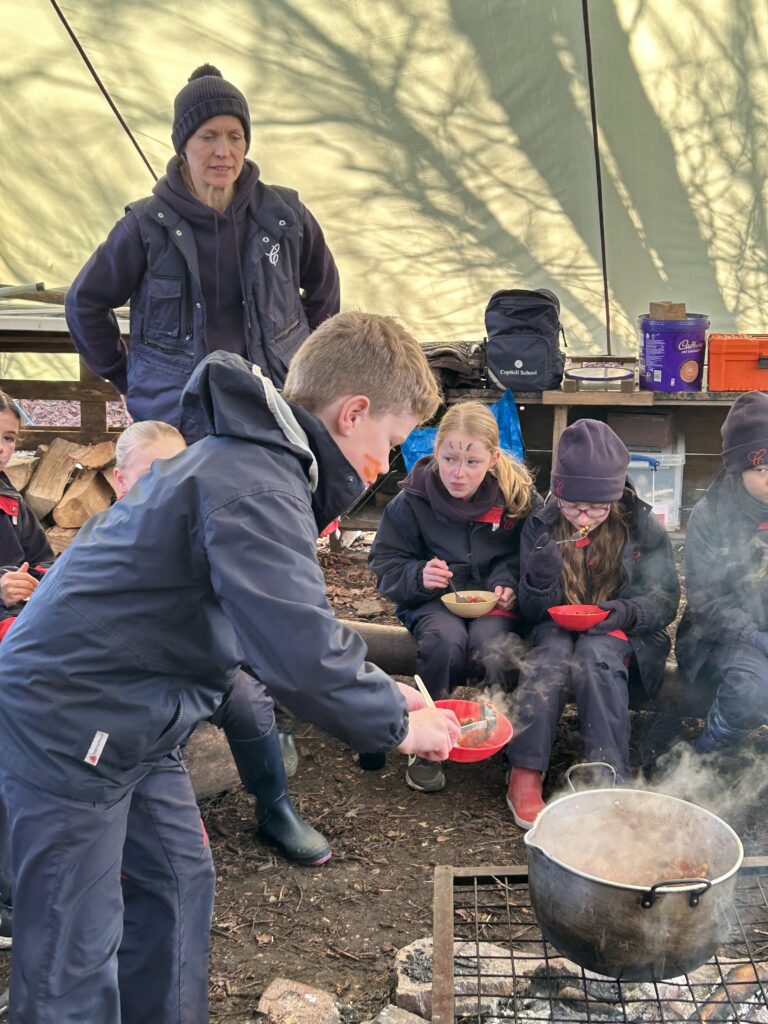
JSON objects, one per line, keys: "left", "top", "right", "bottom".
{"left": 48, "top": 0, "right": 158, "bottom": 182}
{"left": 581, "top": 0, "right": 612, "bottom": 355}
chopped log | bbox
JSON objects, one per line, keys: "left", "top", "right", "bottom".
{"left": 338, "top": 618, "right": 716, "bottom": 718}
{"left": 4, "top": 456, "right": 39, "bottom": 492}
{"left": 24, "top": 438, "right": 81, "bottom": 519}
{"left": 339, "top": 618, "right": 417, "bottom": 676}
{"left": 52, "top": 469, "right": 114, "bottom": 528}
{"left": 69, "top": 440, "right": 117, "bottom": 470}
{"left": 45, "top": 525, "right": 79, "bottom": 555}
{"left": 100, "top": 468, "right": 118, "bottom": 495}
{"left": 185, "top": 722, "right": 241, "bottom": 800}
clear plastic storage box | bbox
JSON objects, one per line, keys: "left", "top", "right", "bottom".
{"left": 627, "top": 434, "right": 685, "bottom": 532}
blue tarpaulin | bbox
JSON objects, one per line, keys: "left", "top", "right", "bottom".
{"left": 400, "top": 392, "right": 525, "bottom": 472}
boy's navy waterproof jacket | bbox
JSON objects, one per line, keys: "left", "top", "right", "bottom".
{"left": 0, "top": 471, "right": 54, "bottom": 624}
{"left": 676, "top": 470, "right": 768, "bottom": 681}
{"left": 65, "top": 160, "right": 339, "bottom": 425}
{"left": 518, "top": 484, "right": 679, "bottom": 697}
{"left": 368, "top": 457, "right": 540, "bottom": 627}
{"left": 0, "top": 353, "right": 408, "bottom": 803}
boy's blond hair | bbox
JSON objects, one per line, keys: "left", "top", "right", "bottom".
{"left": 283, "top": 312, "right": 441, "bottom": 421}
{"left": 115, "top": 420, "right": 186, "bottom": 471}
{"left": 434, "top": 400, "right": 534, "bottom": 519}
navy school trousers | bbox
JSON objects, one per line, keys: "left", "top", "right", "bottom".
{"left": 0, "top": 752, "right": 215, "bottom": 1023}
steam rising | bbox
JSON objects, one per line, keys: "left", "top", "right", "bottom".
{"left": 474, "top": 634, "right": 768, "bottom": 837}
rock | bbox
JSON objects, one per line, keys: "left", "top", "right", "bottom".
{"left": 257, "top": 977, "right": 341, "bottom": 1024}
{"left": 352, "top": 598, "right": 388, "bottom": 618}
{"left": 395, "top": 935, "right": 517, "bottom": 1020}
{"left": 360, "top": 1005, "right": 428, "bottom": 1023}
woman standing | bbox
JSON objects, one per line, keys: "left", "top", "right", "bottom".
{"left": 66, "top": 64, "right": 339, "bottom": 426}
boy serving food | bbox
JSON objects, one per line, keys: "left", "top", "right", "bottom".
{"left": 0, "top": 312, "right": 460, "bottom": 1023}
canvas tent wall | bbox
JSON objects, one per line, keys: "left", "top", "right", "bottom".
{"left": 2, "top": 0, "right": 767, "bottom": 357}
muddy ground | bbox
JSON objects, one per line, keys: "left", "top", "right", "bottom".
{"left": 202, "top": 545, "right": 768, "bottom": 1022}
{"left": 1, "top": 541, "right": 766, "bottom": 1020}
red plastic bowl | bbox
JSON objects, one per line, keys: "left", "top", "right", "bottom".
{"left": 435, "top": 698, "right": 513, "bottom": 763}
{"left": 547, "top": 604, "right": 609, "bottom": 631}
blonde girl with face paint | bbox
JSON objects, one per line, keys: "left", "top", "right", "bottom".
{"left": 370, "top": 400, "right": 540, "bottom": 794}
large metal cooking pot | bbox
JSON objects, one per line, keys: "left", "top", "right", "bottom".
{"left": 524, "top": 776, "right": 743, "bottom": 981}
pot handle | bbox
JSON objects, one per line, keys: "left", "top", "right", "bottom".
{"left": 640, "top": 878, "right": 712, "bottom": 909}
{"left": 564, "top": 761, "right": 617, "bottom": 792}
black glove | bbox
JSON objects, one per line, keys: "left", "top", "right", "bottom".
{"left": 525, "top": 532, "right": 563, "bottom": 587}
{"left": 590, "top": 599, "right": 638, "bottom": 634}
{"left": 748, "top": 630, "right": 768, "bottom": 658}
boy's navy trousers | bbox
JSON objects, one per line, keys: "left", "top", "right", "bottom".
{"left": 0, "top": 752, "right": 215, "bottom": 1023}
{"left": 693, "top": 640, "right": 768, "bottom": 738}
{"left": 506, "top": 621, "right": 634, "bottom": 778}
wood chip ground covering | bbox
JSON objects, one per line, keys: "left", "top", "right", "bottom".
{"left": 1, "top": 520, "right": 766, "bottom": 1023}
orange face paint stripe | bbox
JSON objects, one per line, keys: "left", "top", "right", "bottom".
{"left": 362, "top": 454, "right": 385, "bottom": 485}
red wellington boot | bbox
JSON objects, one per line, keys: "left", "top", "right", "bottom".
{"left": 505, "top": 768, "right": 545, "bottom": 830}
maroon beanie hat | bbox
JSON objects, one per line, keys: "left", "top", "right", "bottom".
{"left": 550, "top": 419, "right": 630, "bottom": 502}
{"left": 721, "top": 391, "right": 768, "bottom": 472}
{"left": 172, "top": 64, "right": 251, "bottom": 154}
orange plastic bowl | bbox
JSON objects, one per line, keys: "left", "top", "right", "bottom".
{"left": 547, "top": 604, "right": 609, "bottom": 631}
{"left": 435, "top": 698, "right": 513, "bottom": 763}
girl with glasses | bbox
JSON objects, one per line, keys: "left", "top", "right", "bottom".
{"left": 506, "top": 419, "right": 679, "bottom": 828}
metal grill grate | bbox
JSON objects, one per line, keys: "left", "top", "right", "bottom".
{"left": 431, "top": 858, "right": 768, "bottom": 1023}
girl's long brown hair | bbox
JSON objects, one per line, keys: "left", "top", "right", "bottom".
{"left": 554, "top": 502, "right": 630, "bottom": 604}
{"left": 433, "top": 400, "right": 534, "bottom": 518}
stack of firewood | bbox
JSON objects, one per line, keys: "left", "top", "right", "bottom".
{"left": 5, "top": 438, "right": 117, "bottom": 554}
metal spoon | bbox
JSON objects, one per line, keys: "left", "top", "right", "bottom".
{"left": 446, "top": 576, "right": 470, "bottom": 602}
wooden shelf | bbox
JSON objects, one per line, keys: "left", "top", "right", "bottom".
{"left": 541, "top": 390, "right": 654, "bottom": 406}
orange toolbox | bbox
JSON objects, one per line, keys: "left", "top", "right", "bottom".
{"left": 708, "top": 333, "right": 768, "bottom": 391}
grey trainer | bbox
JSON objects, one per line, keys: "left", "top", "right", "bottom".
{"left": 406, "top": 756, "right": 445, "bottom": 793}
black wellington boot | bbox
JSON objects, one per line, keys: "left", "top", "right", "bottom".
{"left": 227, "top": 723, "right": 332, "bottom": 866}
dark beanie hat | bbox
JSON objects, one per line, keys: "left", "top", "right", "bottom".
{"left": 551, "top": 419, "right": 630, "bottom": 503}
{"left": 721, "top": 391, "right": 768, "bottom": 471}
{"left": 172, "top": 64, "right": 251, "bottom": 154}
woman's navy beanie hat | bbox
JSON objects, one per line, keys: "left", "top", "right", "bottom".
{"left": 172, "top": 64, "right": 251, "bottom": 154}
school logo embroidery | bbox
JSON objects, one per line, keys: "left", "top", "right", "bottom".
{"left": 554, "top": 481, "right": 564, "bottom": 497}
{"left": 748, "top": 449, "right": 767, "bottom": 465}
{"left": 267, "top": 243, "right": 280, "bottom": 266}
